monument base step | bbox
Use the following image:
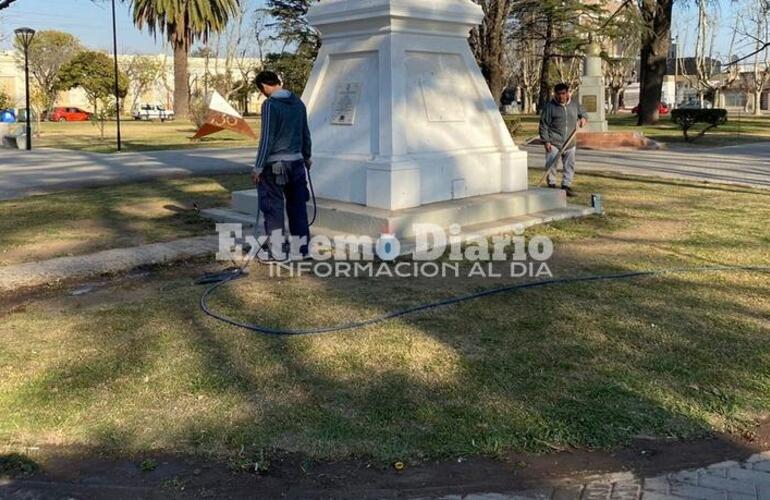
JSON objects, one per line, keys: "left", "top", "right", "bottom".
{"left": 201, "top": 204, "right": 596, "bottom": 256}
{"left": 224, "top": 188, "right": 572, "bottom": 238}
{"left": 201, "top": 188, "right": 598, "bottom": 242}
{"left": 528, "top": 132, "right": 662, "bottom": 151}
{"left": 577, "top": 131, "right": 662, "bottom": 150}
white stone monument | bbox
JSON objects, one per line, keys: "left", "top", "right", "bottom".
{"left": 207, "top": 0, "right": 592, "bottom": 240}
{"left": 578, "top": 41, "right": 609, "bottom": 133}
{"left": 304, "top": 0, "right": 532, "bottom": 211}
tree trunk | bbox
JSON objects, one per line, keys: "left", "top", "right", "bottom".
{"left": 173, "top": 40, "right": 190, "bottom": 118}
{"left": 611, "top": 88, "right": 621, "bottom": 114}
{"left": 477, "top": 1, "right": 508, "bottom": 106}
{"left": 755, "top": 90, "right": 762, "bottom": 116}
{"left": 469, "top": 1, "right": 511, "bottom": 107}
{"left": 637, "top": 0, "right": 674, "bottom": 125}
{"left": 537, "top": 14, "right": 555, "bottom": 112}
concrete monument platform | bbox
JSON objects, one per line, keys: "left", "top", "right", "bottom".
{"left": 202, "top": 188, "right": 596, "bottom": 244}
{"left": 204, "top": 0, "right": 595, "bottom": 241}
{"left": 529, "top": 132, "right": 662, "bottom": 151}
{"left": 576, "top": 131, "right": 662, "bottom": 151}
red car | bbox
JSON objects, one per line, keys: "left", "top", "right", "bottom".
{"left": 48, "top": 107, "right": 92, "bottom": 122}
{"left": 631, "top": 103, "right": 670, "bottom": 115}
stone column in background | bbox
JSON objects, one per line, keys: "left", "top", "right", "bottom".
{"left": 579, "top": 41, "right": 609, "bottom": 133}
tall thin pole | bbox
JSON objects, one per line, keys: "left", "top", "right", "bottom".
{"left": 23, "top": 44, "right": 31, "bottom": 150}
{"left": 674, "top": 35, "right": 679, "bottom": 109}
{"left": 111, "top": 0, "right": 122, "bottom": 152}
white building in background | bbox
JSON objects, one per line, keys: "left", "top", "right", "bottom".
{"left": 0, "top": 51, "right": 264, "bottom": 115}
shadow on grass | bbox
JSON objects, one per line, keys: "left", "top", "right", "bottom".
{"left": 2, "top": 167, "right": 770, "bottom": 494}
{"left": 15, "top": 262, "right": 769, "bottom": 450}
{"left": 0, "top": 173, "right": 253, "bottom": 265}
{"left": 0, "top": 453, "right": 39, "bottom": 479}
{"left": 577, "top": 171, "right": 770, "bottom": 197}
{"left": 1, "top": 255, "right": 769, "bottom": 495}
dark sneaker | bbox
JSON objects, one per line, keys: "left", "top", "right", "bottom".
{"left": 547, "top": 183, "right": 557, "bottom": 189}
{"left": 562, "top": 185, "right": 578, "bottom": 197}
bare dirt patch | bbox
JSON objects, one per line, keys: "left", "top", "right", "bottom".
{"left": 3, "top": 417, "right": 769, "bottom": 499}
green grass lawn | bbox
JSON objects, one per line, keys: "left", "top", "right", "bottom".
{"left": 29, "top": 112, "right": 770, "bottom": 154}
{"left": 0, "top": 175, "right": 253, "bottom": 266}
{"left": 606, "top": 113, "right": 770, "bottom": 147}
{"left": 1, "top": 171, "right": 769, "bottom": 464}
{"left": 510, "top": 113, "right": 770, "bottom": 147}
{"left": 33, "top": 118, "right": 262, "bottom": 154}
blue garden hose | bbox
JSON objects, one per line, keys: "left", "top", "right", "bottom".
{"left": 199, "top": 264, "right": 770, "bottom": 337}
{"left": 198, "top": 167, "right": 769, "bottom": 336}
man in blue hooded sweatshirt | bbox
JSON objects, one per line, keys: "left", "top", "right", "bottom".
{"left": 251, "top": 71, "right": 312, "bottom": 259}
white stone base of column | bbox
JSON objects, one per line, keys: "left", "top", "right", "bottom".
{"left": 311, "top": 147, "right": 530, "bottom": 210}
{"left": 586, "top": 121, "right": 609, "bottom": 133}
{"left": 501, "top": 150, "right": 529, "bottom": 193}
{"left": 366, "top": 166, "right": 421, "bottom": 210}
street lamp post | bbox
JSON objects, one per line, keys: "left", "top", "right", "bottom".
{"left": 111, "top": 0, "right": 122, "bottom": 152}
{"left": 14, "top": 27, "right": 35, "bottom": 151}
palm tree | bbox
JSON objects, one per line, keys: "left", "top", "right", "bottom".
{"left": 128, "top": 0, "right": 240, "bottom": 117}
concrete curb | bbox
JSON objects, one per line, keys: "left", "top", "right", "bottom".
{"left": 0, "top": 236, "right": 218, "bottom": 293}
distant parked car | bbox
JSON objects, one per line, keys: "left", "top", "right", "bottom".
{"left": 631, "top": 102, "right": 670, "bottom": 115}
{"left": 49, "top": 107, "right": 92, "bottom": 122}
{"left": 678, "top": 98, "right": 713, "bottom": 110}
{"left": 132, "top": 104, "right": 174, "bottom": 122}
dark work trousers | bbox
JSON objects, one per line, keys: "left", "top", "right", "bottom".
{"left": 258, "top": 159, "right": 311, "bottom": 256}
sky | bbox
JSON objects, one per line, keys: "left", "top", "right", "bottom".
{"left": 0, "top": 0, "right": 263, "bottom": 54}
{"left": 0, "top": 0, "right": 754, "bottom": 60}
{"left": 672, "top": 0, "right": 757, "bottom": 61}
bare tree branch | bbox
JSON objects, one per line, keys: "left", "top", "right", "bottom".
{"left": 724, "top": 42, "right": 770, "bottom": 66}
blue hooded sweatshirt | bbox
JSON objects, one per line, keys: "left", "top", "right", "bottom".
{"left": 253, "top": 89, "right": 312, "bottom": 174}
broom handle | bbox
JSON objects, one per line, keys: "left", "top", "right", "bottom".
{"left": 537, "top": 121, "right": 581, "bottom": 187}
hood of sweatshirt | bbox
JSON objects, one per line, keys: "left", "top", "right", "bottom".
{"left": 270, "top": 89, "right": 303, "bottom": 106}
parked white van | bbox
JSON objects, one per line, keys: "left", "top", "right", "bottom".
{"left": 132, "top": 104, "right": 175, "bottom": 122}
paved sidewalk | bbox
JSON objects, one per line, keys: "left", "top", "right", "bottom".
{"left": 417, "top": 452, "right": 770, "bottom": 500}
{"left": 0, "top": 147, "right": 253, "bottom": 201}
{"left": 0, "top": 235, "right": 218, "bottom": 292}
{"left": 4, "top": 141, "right": 768, "bottom": 203}
{"left": 525, "top": 141, "right": 770, "bottom": 189}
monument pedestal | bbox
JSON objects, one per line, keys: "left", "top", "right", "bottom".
{"left": 576, "top": 131, "right": 661, "bottom": 150}
{"left": 203, "top": 188, "right": 595, "bottom": 247}
{"left": 303, "top": 0, "right": 529, "bottom": 211}
{"left": 204, "top": 0, "right": 595, "bottom": 240}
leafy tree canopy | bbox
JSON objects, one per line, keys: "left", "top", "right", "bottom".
{"left": 13, "top": 30, "right": 83, "bottom": 110}
{"left": 265, "top": 0, "right": 319, "bottom": 53}
{"left": 263, "top": 52, "right": 313, "bottom": 95}
{"left": 57, "top": 50, "right": 129, "bottom": 110}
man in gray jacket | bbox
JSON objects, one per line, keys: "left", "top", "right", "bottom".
{"left": 538, "top": 83, "right": 588, "bottom": 197}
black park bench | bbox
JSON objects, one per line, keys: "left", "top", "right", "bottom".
{"left": 671, "top": 108, "right": 728, "bottom": 143}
